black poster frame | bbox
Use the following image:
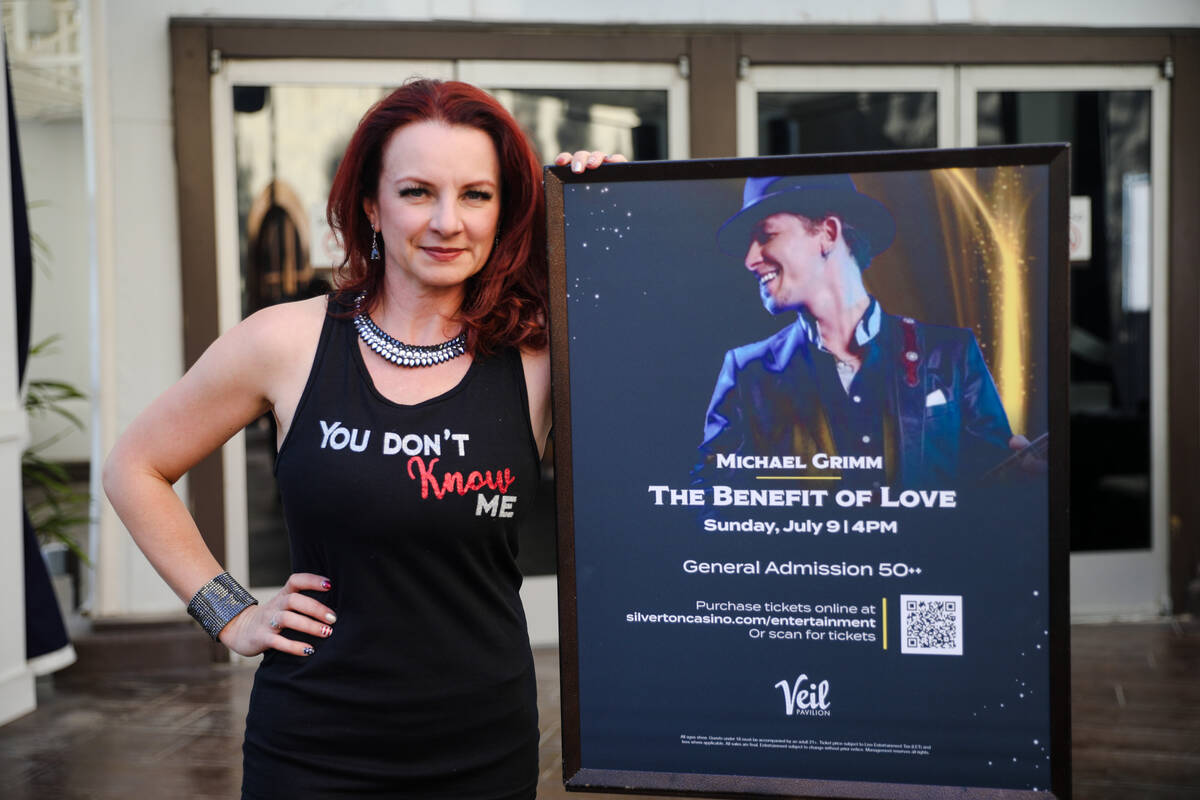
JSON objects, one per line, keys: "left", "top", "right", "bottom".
{"left": 548, "top": 145, "right": 1070, "bottom": 800}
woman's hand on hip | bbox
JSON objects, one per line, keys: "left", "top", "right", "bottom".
{"left": 554, "top": 150, "right": 628, "bottom": 173}
{"left": 218, "top": 572, "right": 337, "bottom": 657}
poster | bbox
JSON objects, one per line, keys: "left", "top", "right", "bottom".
{"left": 548, "top": 146, "right": 1070, "bottom": 799}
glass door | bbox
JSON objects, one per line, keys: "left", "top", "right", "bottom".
{"left": 212, "top": 57, "right": 689, "bottom": 646}
{"left": 211, "top": 57, "right": 455, "bottom": 603}
{"left": 457, "top": 60, "right": 689, "bottom": 161}
{"left": 737, "top": 63, "right": 1170, "bottom": 617}
{"left": 962, "top": 66, "right": 1170, "bottom": 618}
{"left": 736, "top": 65, "right": 956, "bottom": 156}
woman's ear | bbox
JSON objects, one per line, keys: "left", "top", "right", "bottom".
{"left": 362, "top": 197, "right": 377, "bottom": 230}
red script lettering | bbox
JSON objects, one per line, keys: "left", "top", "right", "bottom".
{"left": 406, "top": 456, "right": 516, "bottom": 499}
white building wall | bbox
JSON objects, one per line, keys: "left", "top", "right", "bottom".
{"left": 469, "top": 0, "right": 1200, "bottom": 26}
{"left": 22, "top": 118, "right": 90, "bottom": 464}
{"left": 0, "top": 33, "right": 38, "bottom": 726}
{"left": 88, "top": 0, "right": 1200, "bottom": 619}
{"left": 87, "top": 0, "right": 183, "bottom": 616}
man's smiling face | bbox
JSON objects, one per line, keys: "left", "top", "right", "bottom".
{"left": 743, "top": 212, "right": 828, "bottom": 315}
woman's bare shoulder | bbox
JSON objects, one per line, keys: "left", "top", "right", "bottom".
{"left": 231, "top": 295, "right": 332, "bottom": 432}
{"left": 244, "top": 294, "right": 328, "bottom": 336}
{"left": 221, "top": 295, "right": 329, "bottom": 395}
{"left": 237, "top": 294, "right": 327, "bottom": 357}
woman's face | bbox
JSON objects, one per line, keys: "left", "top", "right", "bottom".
{"left": 363, "top": 121, "right": 501, "bottom": 296}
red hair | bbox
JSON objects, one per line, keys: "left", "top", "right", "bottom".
{"left": 326, "top": 79, "right": 547, "bottom": 354}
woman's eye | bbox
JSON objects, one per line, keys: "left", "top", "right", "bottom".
{"left": 399, "top": 187, "right": 428, "bottom": 198}
{"left": 465, "top": 189, "right": 493, "bottom": 201}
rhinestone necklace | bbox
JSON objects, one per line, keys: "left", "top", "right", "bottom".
{"left": 352, "top": 295, "right": 467, "bottom": 368}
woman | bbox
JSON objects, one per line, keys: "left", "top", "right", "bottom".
{"left": 103, "top": 79, "right": 623, "bottom": 798}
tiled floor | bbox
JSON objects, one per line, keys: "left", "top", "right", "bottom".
{"left": 1, "top": 621, "right": 1197, "bottom": 799}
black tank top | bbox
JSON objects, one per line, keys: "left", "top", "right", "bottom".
{"left": 242, "top": 300, "right": 540, "bottom": 799}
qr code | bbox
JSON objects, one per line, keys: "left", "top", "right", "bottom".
{"left": 900, "top": 594, "right": 963, "bottom": 656}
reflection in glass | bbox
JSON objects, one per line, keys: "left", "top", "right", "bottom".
{"left": 486, "top": 88, "right": 668, "bottom": 162}
{"left": 234, "top": 84, "right": 392, "bottom": 586}
{"left": 758, "top": 92, "right": 937, "bottom": 155}
{"left": 979, "top": 90, "right": 1153, "bottom": 552}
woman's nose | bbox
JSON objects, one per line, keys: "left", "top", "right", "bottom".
{"left": 430, "top": 199, "right": 462, "bottom": 235}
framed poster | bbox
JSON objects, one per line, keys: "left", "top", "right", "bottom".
{"left": 547, "top": 145, "right": 1070, "bottom": 799}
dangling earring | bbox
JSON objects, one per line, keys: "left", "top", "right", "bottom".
{"left": 370, "top": 229, "right": 380, "bottom": 261}
{"left": 493, "top": 225, "right": 501, "bottom": 249}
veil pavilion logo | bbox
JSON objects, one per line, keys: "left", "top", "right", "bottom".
{"left": 775, "top": 673, "right": 832, "bottom": 717}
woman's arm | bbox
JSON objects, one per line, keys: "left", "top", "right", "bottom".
{"left": 103, "top": 297, "right": 335, "bottom": 656}
{"left": 521, "top": 347, "right": 552, "bottom": 459}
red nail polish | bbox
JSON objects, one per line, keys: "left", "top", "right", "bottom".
{"left": 321, "top": 580, "right": 331, "bottom": 590}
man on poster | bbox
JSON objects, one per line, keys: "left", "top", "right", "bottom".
{"left": 697, "top": 174, "right": 1028, "bottom": 488}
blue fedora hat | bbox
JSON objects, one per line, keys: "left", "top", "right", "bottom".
{"left": 716, "top": 173, "right": 896, "bottom": 263}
